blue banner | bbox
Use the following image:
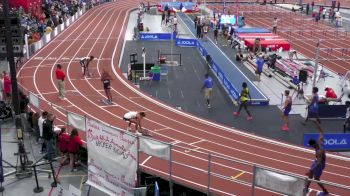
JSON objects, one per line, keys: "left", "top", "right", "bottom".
{"left": 139, "top": 32, "right": 177, "bottom": 41}
{"left": 304, "top": 133, "right": 350, "bottom": 151}
{"left": 197, "top": 42, "right": 208, "bottom": 57}
{"left": 175, "top": 38, "right": 197, "bottom": 47}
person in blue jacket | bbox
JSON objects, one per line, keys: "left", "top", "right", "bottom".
{"left": 255, "top": 54, "right": 265, "bottom": 82}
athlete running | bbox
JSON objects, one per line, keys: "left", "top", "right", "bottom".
{"left": 304, "top": 121, "right": 329, "bottom": 195}
{"left": 101, "top": 68, "right": 113, "bottom": 104}
{"left": 233, "top": 82, "right": 253, "bottom": 121}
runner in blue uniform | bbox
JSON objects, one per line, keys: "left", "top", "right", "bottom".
{"left": 282, "top": 90, "right": 292, "bottom": 131}
{"left": 304, "top": 121, "right": 329, "bottom": 195}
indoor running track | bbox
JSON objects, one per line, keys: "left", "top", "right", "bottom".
{"left": 17, "top": 1, "right": 350, "bottom": 195}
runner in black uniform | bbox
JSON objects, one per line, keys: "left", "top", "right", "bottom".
{"left": 101, "top": 69, "right": 112, "bottom": 104}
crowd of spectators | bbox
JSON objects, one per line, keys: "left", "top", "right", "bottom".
{"left": 20, "top": 1, "right": 83, "bottom": 45}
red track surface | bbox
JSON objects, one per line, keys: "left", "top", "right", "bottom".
{"left": 18, "top": 2, "right": 350, "bottom": 195}
{"left": 210, "top": 0, "right": 350, "bottom": 8}
{"left": 211, "top": 4, "right": 350, "bottom": 75}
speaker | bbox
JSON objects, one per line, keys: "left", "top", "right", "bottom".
{"left": 299, "top": 70, "right": 308, "bottom": 83}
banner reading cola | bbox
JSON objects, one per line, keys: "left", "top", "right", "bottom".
{"left": 86, "top": 118, "right": 137, "bottom": 196}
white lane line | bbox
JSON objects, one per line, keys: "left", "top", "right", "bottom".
{"left": 189, "top": 139, "right": 205, "bottom": 145}
{"left": 140, "top": 156, "right": 152, "bottom": 166}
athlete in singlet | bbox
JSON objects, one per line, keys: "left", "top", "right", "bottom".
{"left": 80, "top": 55, "right": 94, "bottom": 77}
{"left": 304, "top": 121, "right": 328, "bottom": 195}
{"left": 282, "top": 90, "right": 292, "bottom": 131}
{"left": 123, "top": 111, "right": 151, "bottom": 136}
{"left": 101, "top": 68, "right": 112, "bottom": 104}
{"left": 233, "top": 82, "right": 253, "bottom": 121}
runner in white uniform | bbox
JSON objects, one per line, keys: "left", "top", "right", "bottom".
{"left": 123, "top": 111, "right": 151, "bottom": 136}
{"left": 80, "top": 56, "right": 94, "bottom": 77}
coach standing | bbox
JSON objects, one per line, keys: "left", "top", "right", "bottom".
{"left": 55, "top": 64, "right": 66, "bottom": 100}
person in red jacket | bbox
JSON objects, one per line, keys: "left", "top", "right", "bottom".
{"left": 55, "top": 64, "right": 66, "bottom": 100}
{"left": 68, "top": 129, "right": 83, "bottom": 172}
{"left": 58, "top": 128, "right": 70, "bottom": 165}
{"left": 3, "top": 71, "right": 11, "bottom": 104}
{"left": 325, "top": 86, "right": 337, "bottom": 99}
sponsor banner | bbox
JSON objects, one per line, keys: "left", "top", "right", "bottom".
{"left": 212, "top": 61, "right": 219, "bottom": 74}
{"left": 67, "top": 112, "right": 86, "bottom": 132}
{"left": 29, "top": 92, "right": 40, "bottom": 108}
{"left": 139, "top": 137, "right": 170, "bottom": 160}
{"left": 254, "top": 167, "right": 304, "bottom": 196}
{"left": 197, "top": 42, "right": 208, "bottom": 57}
{"left": 139, "top": 32, "right": 176, "bottom": 41}
{"left": 175, "top": 38, "right": 197, "bottom": 47}
{"left": 86, "top": 118, "right": 137, "bottom": 196}
{"left": 304, "top": 133, "right": 350, "bottom": 151}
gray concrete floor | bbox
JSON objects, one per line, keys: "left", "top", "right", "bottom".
{"left": 120, "top": 41, "right": 344, "bottom": 145}
{"left": 0, "top": 120, "right": 102, "bottom": 196}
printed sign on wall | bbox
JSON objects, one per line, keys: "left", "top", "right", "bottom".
{"left": 86, "top": 118, "right": 137, "bottom": 196}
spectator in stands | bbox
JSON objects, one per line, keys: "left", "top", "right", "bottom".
{"left": 255, "top": 54, "right": 265, "bottom": 82}
{"left": 306, "top": 3, "right": 310, "bottom": 15}
{"left": 233, "top": 82, "right": 253, "bottom": 121}
{"left": 42, "top": 113, "right": 56, "bottom": 160}
{"left": 337, "top": 1, "right": 340, "bottom": 11}
{"left": 324, "top": 86, "right": 337, "bottom": 99}
{"left": 3, "top": 71, "right": 11, "bottom": 105}
{"left": 68, "top": 129, "right": 84, "bottom": 172}
{"left": 58, "top": 128, "right": 70, "bottom": 165}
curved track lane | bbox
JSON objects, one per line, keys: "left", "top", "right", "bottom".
{"left": 18, "top": 2, "right": 350, "bottom": 195}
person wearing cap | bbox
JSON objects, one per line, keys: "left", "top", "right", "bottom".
{"left": 325, "top": 86, "right": 337, "bottom": 99}
{"left": 255, "top": 54, "right": 264, "bottom": 82}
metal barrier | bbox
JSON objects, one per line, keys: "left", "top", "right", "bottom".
{"left": 15, "top": 2, "right": 350, "bottom": 196}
